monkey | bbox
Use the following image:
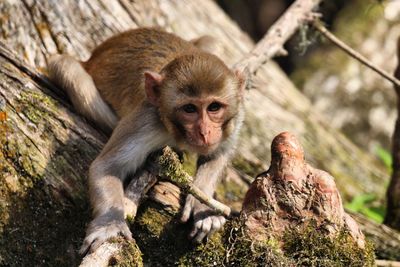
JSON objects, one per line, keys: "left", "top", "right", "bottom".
{"left": 48, "top": 27, "right": 245, "bottom": 254}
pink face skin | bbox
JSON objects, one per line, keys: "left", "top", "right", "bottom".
{"left": 175, "top": 98, "right": 227, "bottom": 154}
{"left": 144, "top": 70, "right": 233, "bottom": 155}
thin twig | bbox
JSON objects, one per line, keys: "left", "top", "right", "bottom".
{"left": 313, "top": 20, "right": 400, "bottom": 88}
{"left": 158, "top": 147, "right": 232, "bottom": 217}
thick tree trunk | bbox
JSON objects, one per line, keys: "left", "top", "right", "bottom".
{"left": 0, "top": 0, "right": 396, "bottom": 266}
{"left": 384, "top": 37, "right": 400, "bottom": 230}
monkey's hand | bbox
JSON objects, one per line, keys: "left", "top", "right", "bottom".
{"left": 79, "top": 214, "right": 132, "bottom": 255}
{"left": 181, "top": 195, "right": 226, "bottom": 243}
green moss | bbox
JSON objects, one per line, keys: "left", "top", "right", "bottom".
{"left": 0, "top": 180, "right": 89, "bottom": 267}
{"left": 133, "top": 205, "right": 375, "bottom": 266}
{"left": 0, "top": 108, "right": 89, "bottom": 266}
{"left": 133, "top": 202, "right": 191, "bottom": 266}
{"left": 177, "top": 232, "right": 226, "bottom": 266}
{"left": 283, "top": 222, "right": 375, "bottom": 266}
{"left": 19, "top": 90, "right": 58, "bottom": 125}
{"left": 158, "top": 147, "right": 193, "bottom": 188}
{"left": 109, "top": 238, "right": 143, "bottom": 267}
{"left": 136, "top": 205, "right": 173, "bottom": 237}
{"left": 186, "top": 219, "right": 291, "bottom": 267}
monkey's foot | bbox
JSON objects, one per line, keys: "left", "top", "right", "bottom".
{"left": 181, "top": 195, "right": 226, "bottom": 243}
{"left": 80, "top": 220, "right": 133, "bottom": 255}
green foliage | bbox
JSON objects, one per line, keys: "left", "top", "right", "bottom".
{"left": 342, "top": 145, "right": 392, "bottom": 223}
{"left": 345, "top": 194, "right": 385, "bottom": 223}
{"left": 375, "top": 146, "right": 392, "bottom": 173}
{"left": 342, "top": 146, "right": 392, "bottom": 223}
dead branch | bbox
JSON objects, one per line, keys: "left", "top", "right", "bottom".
{"left": 312, "top": 20, "right": 400, "bottom": 88}
{"left": 79, "top": 243, "right": 121, "bottom": 267}
{"left": 234, "top": 0, "right": 321, "bottom": 74}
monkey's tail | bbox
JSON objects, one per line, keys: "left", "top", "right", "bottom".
{"left": 47, "top": 55, "right": 118, "bottom": 134}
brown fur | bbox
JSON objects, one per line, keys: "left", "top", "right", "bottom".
{"left": 83, "top": 28, "right": 196, "bottom": 117}
{"left": 47, "top": 28, "right": 245, "bottom": 254}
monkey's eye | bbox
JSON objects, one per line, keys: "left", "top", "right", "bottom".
{"left": 207, "top": 102, "right": 222, "bottom": 112}
{"left": 182, "top": 104, "right": 197, "bottom": 113}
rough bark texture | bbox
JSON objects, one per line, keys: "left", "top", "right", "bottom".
{"left": 242, "top": 132, "right": 365, "bottom": 248}
{"left": 384, "top": 37, "right": 400, "bottom": 230}
{"left": 0, "top": 0, "right": 396, "bottom": 265}
{"left": 0, "top": 0, "right": 389, "bottom": 198}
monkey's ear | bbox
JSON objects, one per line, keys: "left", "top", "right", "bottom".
{"left": 233, "top": 68, "right": 248, "bottom": 96}
{"left": 190, "top": 35, "right": 222, "bottom": 56}
{"left": 144, "top": 71, "right": 164, "bottom": 106}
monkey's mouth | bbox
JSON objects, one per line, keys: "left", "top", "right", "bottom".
{"left": 189, "top": 142, "right": 218, "bottom": 155}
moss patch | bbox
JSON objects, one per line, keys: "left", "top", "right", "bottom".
{"left": 108, "top": 238, "right": 143, "bottom": 267}
{"left": 0, "top": 180, "right": 89, "bottom": 267}
{"left": 133, "top": 202, "right": 192, "bottom": 266}
{"left": 133, "top": 203, "right": 374, "bottom": 266}
{"left": 283, "top": 223, "right": 375, "bottom": 266}
{"left": 178, "top": 220, "right": 292, "bottom": 267}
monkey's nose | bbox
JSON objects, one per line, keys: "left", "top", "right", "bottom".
{"left": 199, "top": 131, "right": 210, "bottom": 145}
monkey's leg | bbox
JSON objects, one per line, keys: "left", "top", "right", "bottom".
{"left": 47, "top": 55, "right": 118, "bottom": 134}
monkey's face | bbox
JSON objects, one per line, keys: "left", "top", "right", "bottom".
{"left": 144, "top": 53, "right": 245, "bottom": 155}
{"left": 172, "top": 97, "right": 228, "bottom": 154}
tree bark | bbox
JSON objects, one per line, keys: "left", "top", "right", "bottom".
{"left": 0, "top": 0, "right": 395, "bottom": 265}
{"left": 384, "top": 37, "right": 400, "bottom": 230}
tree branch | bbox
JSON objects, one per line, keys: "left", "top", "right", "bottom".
{"left": 234, "top": 0, "right": 321, "bottom": 74}
{"left": 312, "top": 20, "right": 400, "bottom": 88}
{"left": 79, "top": 243, "right": 121, "bottom": 267}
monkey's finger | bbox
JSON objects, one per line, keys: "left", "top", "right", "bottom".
{"left": 180, "top": 197, "right": 194, "bottom": 223}
{"left": 90, "top": 237, "right": 107, "bottom": 253}
{"left": 193, "top": 227, "right": 209, "bottom": 244}
{"left": 79, "top": 242, "right": 91, "bottom": 256}
{"left": 209, "top": 216, "right": 223, "bottom": 233}
{"left": 181, "top": 206, "right": 191, "bottom": 223}
{"left": 189, "top": 219, "right": 203, "bottom": 239}
{"left": 207, "top": 216, "right": 226, "bottom": 239}
{"left": 120, "top": 224, "right": 133, "bottom": 241}
{"left": 192, "top": 218, "right": 212, "bottom": 243}
{"left": 79, "top": 234, "right": 97, "bottom": 255}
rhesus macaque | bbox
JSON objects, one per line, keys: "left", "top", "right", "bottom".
{"left": 48, "top": 28, "right": 245, "bottom": 254}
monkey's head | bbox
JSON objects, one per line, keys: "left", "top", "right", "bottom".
{"left": 144, "top": 53, "right": 245, "bottom": 155}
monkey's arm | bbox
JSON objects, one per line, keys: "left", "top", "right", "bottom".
{"left": 181, "top": 150, "right": 230, "bottom": 243}
{"left": 81, "top": 107, "right": 171, "bottom": 254}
